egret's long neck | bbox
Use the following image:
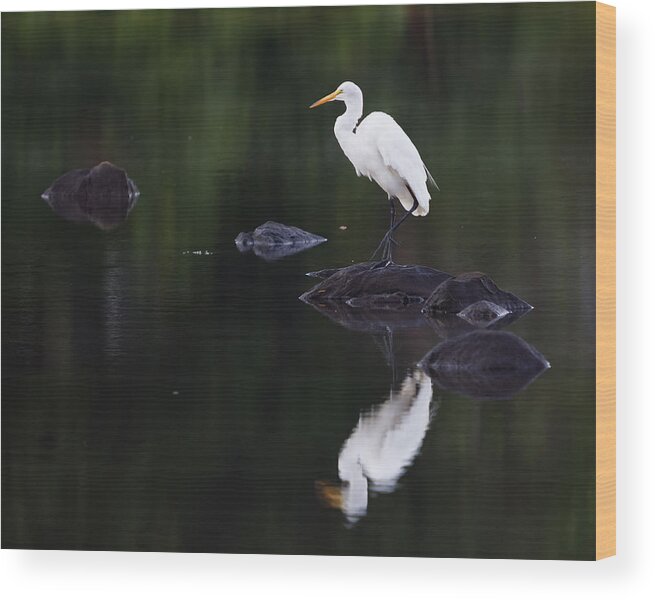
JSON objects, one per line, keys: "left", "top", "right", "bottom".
{"left": 334, "top": 93, "right": 363, "bottom": 141}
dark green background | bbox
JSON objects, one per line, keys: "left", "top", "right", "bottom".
{"left": 2, "top": 3, "right": 596, "bottom": 559}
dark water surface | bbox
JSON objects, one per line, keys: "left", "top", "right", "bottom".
{"left": 2, "top": 4, "right": 596, "bottom": 559}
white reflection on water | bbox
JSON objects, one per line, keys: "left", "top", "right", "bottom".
{"left": 318, "top": 369, "right": 435, "bottom": 525}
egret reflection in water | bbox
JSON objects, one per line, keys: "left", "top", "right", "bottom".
{"left": 317, "top": 368, "right": 435, "bottom": 525}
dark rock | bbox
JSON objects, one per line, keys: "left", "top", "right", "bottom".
{"left": 300, "top": 261, "right": 452, "bottom": 308}
{"left": 419, "top": 330, "right": 550, "bottom": 400}
{"left": 234, "top": 231, "right": 255, "bottom": 248}
{"left": 42, "top": 161, "right": 139, "bottom": 230}
{"left": 423, "top": 272, "right": 532, "bottom": 314}
{"left": 235, "top": 221, "right": 327, "bottom": 261}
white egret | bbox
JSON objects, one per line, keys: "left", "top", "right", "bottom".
{"left": 310, "top": 81, "right": 438, "bottom": 262}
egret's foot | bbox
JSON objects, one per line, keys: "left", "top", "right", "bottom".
{"left": 371, "top": 259, "right": 393, "bottom": 269}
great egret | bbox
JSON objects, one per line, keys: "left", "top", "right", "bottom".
{"left": 310, "top": 81, "right": 438, "bottom": 261}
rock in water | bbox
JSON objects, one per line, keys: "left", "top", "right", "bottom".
{"left": 42, "top": 161, "right": 139, "bottom": 230}
{"left": 457, "top": 300, "right": 509, "bottom": 326}
{"left": 420, "top": 330, "right": 550, "bottom": 400}
{"left": 235, "top": 221, "right": 327, "bottom": 261}
{"left": 423, "top": 272, "right": 532, "bottom": 314}
{"left": 300, "top": 262, "right": 452, "bottom": 308}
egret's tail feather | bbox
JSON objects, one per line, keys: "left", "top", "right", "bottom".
{"left": 424, "top": 164, "right": 440, "bottom": 192}
{"left": 398, "top": 195, "right": 429, "bottom": 216}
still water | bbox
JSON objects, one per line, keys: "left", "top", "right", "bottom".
{"left": 2, "top": 4, "right": 596, "bottom": 559}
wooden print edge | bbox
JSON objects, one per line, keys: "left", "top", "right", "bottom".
{"left": 595, "top": 1, "right": 616, "bottom": 561}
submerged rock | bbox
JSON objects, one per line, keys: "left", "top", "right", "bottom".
{"left": 42, "top": 161, "right": 139, "bottom": 230}
{"left": 235, "top": 221, "right": 327, "bottom": 261}
{"left": 300, "top": 261, "right": 452, "bottom": 308}
{"left": 306, "top": 266, "right": 348, "bottom": 280}
{"left": 423, "top": 272, "right": 532, "bottom": 315}
{"left": 420, "top": 330, "right": 550, "bottom": 400}
{"left": 457, "top": 300, "right": 510, "bottom": 326}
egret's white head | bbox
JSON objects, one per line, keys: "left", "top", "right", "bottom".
{"left": 309, "top": 81, "right": 362, "bottom": 108}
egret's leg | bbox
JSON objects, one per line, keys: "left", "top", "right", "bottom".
{"left": 388, "top": 197, "right": 419, "bottom": 236}
{"left": 384, "top": 198, "right": 397, "bottom": 261}
{"left": 370, "top": 235, "right": 389, "bottom": 262}
{"left": 370, "top": 197, "right": 397, "bottom": 262}
{"left": 380, "top": 194, "right": 419, "bottom": 262}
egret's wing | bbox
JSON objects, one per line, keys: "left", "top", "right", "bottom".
{"left": 359, "top": 112, "right": 432, "bottom": 214}
{"left": 366, "top": 113, "right": 425, "bottom": 185}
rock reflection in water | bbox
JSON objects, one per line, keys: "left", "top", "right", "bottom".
{"left": 301, "top": 298, "right": 430, "bottom": 335}
{"left": 317, "top": 369, "right": 434, "bottom": 525}
{"left": 301, "top": 297, "right": 438, "bottom": 370}
{"left": 427, "top": 310, "right": 529, "bottom": 339}
{"left": 420, "top": 330, "right": 550, "bottom": 400}
{"left": 42, "top": 161, "right": 139, "bottom": 230}
{"left": 300, "top": 294, "right": 529, "bottom": 367}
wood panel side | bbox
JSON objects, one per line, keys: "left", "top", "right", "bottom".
{"left": 595, "top": 1, "right": 616, "bottom": 561}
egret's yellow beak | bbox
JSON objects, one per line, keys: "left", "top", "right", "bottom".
{"left": 309, "top": 89, "right": 342, "bottom": 109}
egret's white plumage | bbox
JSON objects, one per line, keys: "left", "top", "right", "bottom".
{"left": 310, "top": 81, "right": 437, "bottom": 218}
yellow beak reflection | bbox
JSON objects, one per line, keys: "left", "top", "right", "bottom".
{"left": 309, "top": 89, "right": 342, "bottom": 109}
{"left": 315, "top": 480, "right": 343, "bottom": 509}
